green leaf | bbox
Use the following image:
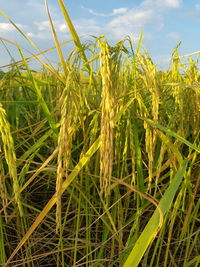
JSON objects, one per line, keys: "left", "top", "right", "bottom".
{"left": 123, "top": 160, "right": 188, "bottom": 267}
{"left": 142, "top": 118, "right": 200, "bottom": 153}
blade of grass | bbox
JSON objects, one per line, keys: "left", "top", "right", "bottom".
{"left": 57, "top": 0, "right": 85, "bottom": 55}
{"left": 57, "top": 0, "right": 97, "bottom": 86}
{"left": 141, "top": 118, "right": 200, "bottom": 153}
{"left": 0, "top": 215, "right": 6, "bottom": 264}
{"left": 0, "top": 9, "right": 39, "bottom": 52}
{"left": 44, "top": 0, "right": 68, "bottom": 78}
{"left": 123, "top": 159, "right": 188, "bottom": 267}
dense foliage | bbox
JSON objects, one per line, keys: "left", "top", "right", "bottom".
{"left": 0, "top": 1, "right": 199, "bottom": 266}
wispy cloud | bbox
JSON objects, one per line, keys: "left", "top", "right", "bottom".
{"left": 112, "top": 8, "right": 128, "bottom": 15}
{"left": 105, "top": 9, "right": 158, "bottom": 41}
{"left": 81, "top": 6, "right": 127, "bottom": 17}
{"left": 30, "top": 20, "right": 67, "bottom": 40}
{"left": 141, "top": 0, "right": 182, "bottom": 9}
{"left": 108, "top": 9, "right": 156, "bottom": 28}
{"left": 79, "top": 0, "right": 182, "bottom": 42}
{"left": 34, "top": 21, "right": 50, "bottom": 31}
{"left": 26, "top": 31, "right": 52, "bottom": 40}
{"left": 0, "top": 0, "right": 187, "bottom": 68}
{"left": 74, "top": 19, "right": 103, "bottom": 37}
{"left": 0, "top": 23, "right": 25, "bottom": 33}
{"left": 0, "top": 0, "right": 182, "bottom": 43}
{"left": 77, "top": 5, "right": 162, "bottom": 41}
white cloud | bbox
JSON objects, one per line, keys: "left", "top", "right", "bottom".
{"left": 85, "top": 8, "right": 107, "bottom": 17}
{"left": 82, "top": 6, "right": 128, "bottom": 17}
{"left": 22, "top": 0, "right": 181, "bottom": 44}
{"left": 81, "top": 0, "right": 183, "bottom": 42}
{"left": 66, "top": 15, "right": 152, "bottom": 43}
{"left": 59, "top": 24, "right": 67, "bottom": 32}
{"left": 33, "top": 20, "right": 67, "bottom": 39}
{"left": 112, "top": 8, "right": 128, "bottom": 15}
{"left": 34, "top": 21, "right": 50, "bottom": 31}
{"left": 108, "top": 9, "right": 156, "bottom": 28}
{"left": 167, "top": 32, "right": 182, "bottom": 39}
{"left": 164, "top": 0, "right": 182, "bottom": 8}
{"left": 0, "top": 23, "right": 25, "bottom": 33}
{"left": 75, "top": 19, "right": 103, "bottom": 37}
{"left": 141, "top": 0, "right": 182, "bottom": 9}
{"left": 104, "top": 8, "right": 161, "bottom": 41}
{"left": 33, "top": 19, "right": 99, "bottom": 39}
{"left": 105, "top": 27, "right": 141, "bottom": 42}
{"left": 0, "top": 23, "right": 14, "bottom": 32}
{"left": 26, "top": 32, "right": 34, "bottom": 38}
{"left": 26, "top": 31, "right": 52, "bottom": 40}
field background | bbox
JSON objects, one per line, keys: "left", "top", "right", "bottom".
{"left": 0, "top": 1, "right": 199, "bottom": 266}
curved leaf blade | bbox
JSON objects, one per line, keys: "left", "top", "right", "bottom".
{"left": 123, "top": 160, "right": 188, "bottom": 267}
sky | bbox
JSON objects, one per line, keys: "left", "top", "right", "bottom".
{"left": 0, "top": 0, "right": 200, "bottom": 70}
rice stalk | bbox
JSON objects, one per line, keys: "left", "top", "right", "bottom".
{"left": 56, "top": 79, "right": 74, "bottom": 233}
{"left": 99, "top": 39, "right": 115, "bottom": 198}
{"left": 0, "top": 103, "right": 23, "bottom": 216}
{"left": 140, "top": 54, "right": 160, "bottom": 192}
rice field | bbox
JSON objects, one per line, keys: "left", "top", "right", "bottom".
{"left": 0, "top": 1, "right": 199, "bottom": 266}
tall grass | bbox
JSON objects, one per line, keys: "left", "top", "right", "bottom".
{"left": 0, "top": 1, "right": 199, "bottom": 266}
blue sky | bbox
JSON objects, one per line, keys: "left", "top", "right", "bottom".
{"left": 0, "top": 0, "right": 200, "bottom": 69}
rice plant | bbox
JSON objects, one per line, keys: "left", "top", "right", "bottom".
{"left": 0, "top": 1, "right": 199, "bottom": 266}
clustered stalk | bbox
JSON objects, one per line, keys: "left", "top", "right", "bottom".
{"left": 140, "top": 55, "right": 160, "bottom": 191}
{"left": 99, "top": 40, "right": 115, "bottom": 198}
{"left": 56, "top": 81, "right": 72, "bottom": 233}
{"left": 0, "top": 103, "right": 23, "bottom": 217}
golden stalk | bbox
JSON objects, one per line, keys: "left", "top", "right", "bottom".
{"left": 0, "top": 104, "right": 23, "bottom": 216}
{"left": 56, "top": 81, "right": 73, "bottom": 233}
{"left": 99, "top": 40, "right": 115, "bottom": 198}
